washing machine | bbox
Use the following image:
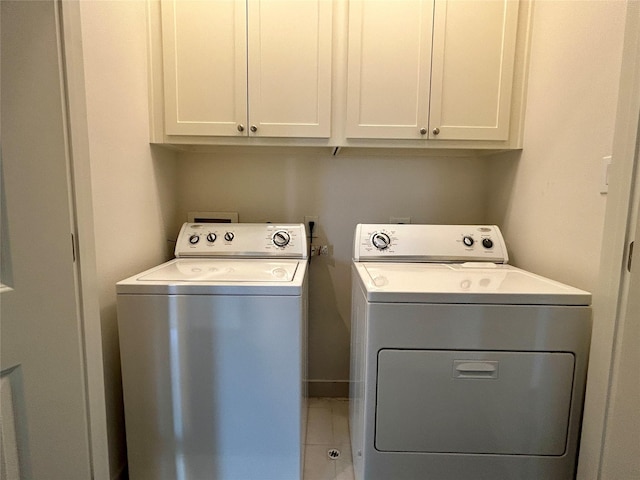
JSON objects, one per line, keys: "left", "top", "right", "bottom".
{"left": 349, "top": 224, "right": 591, "bottom": 480}
{"left": 117, "top": 223, "right": 308, "bottom": 480}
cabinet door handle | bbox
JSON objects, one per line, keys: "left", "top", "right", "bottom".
{"left": 419, "top": 127, "right": 427, "bottom": 135}
{"left": 432, "top": 127, "right": 440, "bottom": 135}
{"left": 250, "top": 125, "right": 258, "bottom": 133}
{"left": 237, "top": 124, "right": 245, "bottom": 132}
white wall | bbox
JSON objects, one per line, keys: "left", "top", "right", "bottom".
{"left": 176, "top": 148, "right": 489, "bottom": 391}
{"left": 79, "top": 2, "right": 178, "bottom": 477}
{"left": 485, "top": 2, "right": 628, "bottom": 479}
{"left": 487, "top": 0, "right": 626, "bottom": 291}
{"left": 579, "top": 2, "right": 640, "bottom": 478}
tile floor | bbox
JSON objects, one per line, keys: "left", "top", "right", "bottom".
{"left": 304, "top": 398, "right": 354, "bottom": 480}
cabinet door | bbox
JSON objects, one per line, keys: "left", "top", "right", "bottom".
{"left": 161, "top": 0, "right": 248, "bottom": 136}
{"left": 429, "top": 0, "right": 519, "bottom": 140}
{"left": 345, "top": 0, "right": 434, "bottom": 139}
{"left": 247, "top": 0, "right": 333, "bottom": 138}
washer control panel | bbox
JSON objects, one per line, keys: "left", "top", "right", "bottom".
{"left": 354, "top": 224, "right": 508, "bottom": 263}
{"left": 175, "top": 223, "right": 307, "bottom": 259}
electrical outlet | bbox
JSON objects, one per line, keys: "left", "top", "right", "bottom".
{"left": 310, "top": 245, "right": 329, "bottom": 257}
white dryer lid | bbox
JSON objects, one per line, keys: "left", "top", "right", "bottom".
{"left": 354, "top": 262, "right": 591, "bottom": 306}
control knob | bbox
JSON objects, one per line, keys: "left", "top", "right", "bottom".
{"left": 371, "top": 232, "right": 391, "bottom": 250}
{"left": 206, "top": 233, "right": 217, "bottom": 243}
{"left": 462, "top": 236, "right": 474, "bottom": 247}
{"left": 482, "top": 238, "right": 494, "bottom": 249}
{"left": 189, "top": 234, "right": 200, "bottom": 245}
{"left": 224, "top": 232, "right": 235, "bottom": 242}
{"left": 272, "top": 230, "right": 291, "bottom": 248}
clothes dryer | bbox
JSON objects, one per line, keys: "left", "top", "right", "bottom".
{"left": 350, "top": 224, "right": 591, "bottom": 480}
{"left": 117, "top": 223, "right": 308, "bottom": 480}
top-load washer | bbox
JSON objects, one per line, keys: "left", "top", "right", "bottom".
{"left": 350, "top": 224, "right": 591, "bottom": 480}
{"left": 117, "top": 223, "right": 308, "bottom": 480}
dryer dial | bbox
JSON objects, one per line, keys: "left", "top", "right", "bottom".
{"left": 189, "top": 234, "right": 200, "bottom": 245}
{"left": 206, "top": 233, "right": 217, "bottom": 243}
{"left": 371, "top": 232, "right": 391, "bottom": 250}
{"left": 272, "top": 230, "right": 291, "bottom": 248}
{"left": 224, "top": 232, "right": 235, "bottom": 242}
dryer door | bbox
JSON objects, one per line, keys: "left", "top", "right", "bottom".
{"left": 375, "top": 349, "right": 575, "bottom": 456}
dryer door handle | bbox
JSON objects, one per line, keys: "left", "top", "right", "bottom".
{"left": 454, "top": 361, "right": 498, "bottom": 379}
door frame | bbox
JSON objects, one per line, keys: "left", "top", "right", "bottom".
{"left": 59, "top": 2, "right": 110, "bottom": 478}
{"left": 577, "top": 1, "right": 640, "bottom": 478}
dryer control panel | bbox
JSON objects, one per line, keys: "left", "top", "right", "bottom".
{"left": 353, "top": 224, "right": 508, "bottom": 263}
{"left": 175, "top": 223, "right": 308, "bottom": 259}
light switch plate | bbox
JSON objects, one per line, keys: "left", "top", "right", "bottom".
{"left": 600, "top": 156, "right": 612, "bottom": 194}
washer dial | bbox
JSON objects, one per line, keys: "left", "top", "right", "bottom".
{"left": 272, "top": 230, "right": 291, "bottom": 248}
{"left": 206, "top": 233, "right": 217, "bottom": 243}
{"left": 462, "top": 236, "right": 474, "bottom": 247}
{"left": 224, "top": 232, "right": 235, "bottom": 242}
{"left": 371, "top": 232, "right": 391, "bottom": 250}
{"left": 189, "top": 234, "right": 200, "bottom": 245}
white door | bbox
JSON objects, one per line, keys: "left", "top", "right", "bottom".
{"left": 429, "top": 0, "right": 519, "bottom": 141}
{"left": 246, "top": 0, "right": 333, "bottom": 138}
{"left": 345, "top": 0, "right": 434, "bottom": 139}
{"left": 161, "top": 0, "right": 248, "bottom": 136}
{"left": 1, "top": 1, "right": 93, "bottom": 478}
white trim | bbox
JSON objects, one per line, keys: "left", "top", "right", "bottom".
{"left": 59, "top": 2, "right": 110, "bottom": 479}
{"left": 577, "top": 2, "right": 640, "bottom": 478}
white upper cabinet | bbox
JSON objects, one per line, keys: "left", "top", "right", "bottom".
{"left": 429, "top": 0, "right": 519, "bottom": 141}
{"left": 151, "top": 0, "right": 530, "bottom": 148}
{"left": 346, "top": 0, "right": 521, "bottom": 142}
{"left": 160, "top": 0, "right": 332, "bottom": 138}
{"left": 162, "top": 0, "right": 247, "bottom": 137}
{"left": 346, "top": 0, "right": 435, "bottom": 140}
{"left": 246, "top": 0, "right": 332, "bottom": 138}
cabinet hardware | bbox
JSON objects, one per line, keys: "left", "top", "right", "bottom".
{"left": 237, "top": 124, "right": 245, "bottom": 132}
{"left": 628, "top": 241, "right": 634, "bottom": 272}
{"left": 420, "top": 128, "right": 427, "bottom": 135}
{"left": 433, "top": 127, "right": 440, "bottom": 135}
{"left": 250, "top": 125, "right": 258, "bottom": 133}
